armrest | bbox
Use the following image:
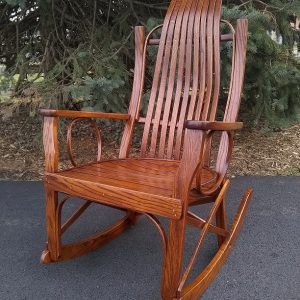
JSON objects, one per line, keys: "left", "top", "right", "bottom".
{"left": 176, "top": 120, "right": 242, "bottom": 199}
{"left": 40, "top": 109, "right": 129, "bottom": 173}
{"left": 184, "top": 120, "right": 243, "bottom": 131}
{"left": 39, "top": 109, "right": 130, "bottom": 120}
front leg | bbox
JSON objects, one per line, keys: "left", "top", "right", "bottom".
{"left": 161, "top": 219, "right": 186, "bottom": 300}
{"left": 41, "top": 189, "right": 60, "bottom": 263}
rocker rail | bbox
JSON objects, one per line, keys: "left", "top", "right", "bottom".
{"left": 41, "top": 212, "right": 133, "bottom": 263}
{"left": 179, "top": 188, "right": 253, "bottom": 299}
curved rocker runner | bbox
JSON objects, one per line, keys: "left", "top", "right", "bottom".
{"left": 39, "top": 0, "right": 253, "bottom": 298}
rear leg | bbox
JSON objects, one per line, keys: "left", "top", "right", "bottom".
{"left": 216, "top": 197, "right": 227, "bottom": 247}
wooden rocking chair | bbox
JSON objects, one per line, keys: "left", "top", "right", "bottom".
{"left": 39, "top": 0, "right": 253, "bottom": 298}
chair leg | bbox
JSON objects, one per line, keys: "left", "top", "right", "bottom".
{"left": 161, "top": 219, "right": 186, "bottom": 300}
{"left": 215, "top": 198, "right": 227, "bottom": 248}
{"left": 127, "top": 211, "right": 140, "bottom": 225}
{"left": 41, "top": 189, "right": 61, "bottom": 262}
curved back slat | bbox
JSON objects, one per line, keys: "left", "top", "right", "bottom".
{"left": 140, "top": 0, "right": 223, "bottom": 160}
{"left": 122, "top": 0, "right": 248, "bottom": 169}
{"left": 216, "top": 19, "right": 248, "bottom": 174}
{"left": 119, "top": 26, "right": 145, "bottom": 159}
{"left": 140, "top": 0, "right": 179, "bottom": 157}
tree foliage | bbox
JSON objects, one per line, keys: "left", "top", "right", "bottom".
{"left": 0, "top": 0, "right": 299, "bottom": 127}
{"left": 223, "top": 0, "right": 300, "bottom": 127}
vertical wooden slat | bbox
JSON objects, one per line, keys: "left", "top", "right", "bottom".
{"left": 157, "top": 0, "right": 187, "bottom": 158}
{"left": 119, "top": 26, "right": 145, "bottom": 158}
{"left": 166, "top": 0, "right": 193, "bottom": 158}
{"left": 194, "top": 0, "right": 210, "bottom": 120}
{"left": 173, "top": 0, "right": 199, "bottom": 158}
{"left": 200, "top": 0, "right": 217, "bottom": 120}
{"left": 186, "top": 0, "right": 203, "bottom": 120}
{"left": 208, "top": 0, "right": 222, "bottom": 120}
{"left": 148, "top": 0, "right": 182, "bottom": 157}
{"left": 140, "top": 0, "right": 178, "bottom": 157}
{"left": 137, "top": 0, "right": 231, "bottom": 162}
{"left": 202, "top": 0, "right": 222, "bottom": 166}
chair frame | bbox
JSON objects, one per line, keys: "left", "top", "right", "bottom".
{"left": 39, "top": 1, "right": 253, "bottom": 298}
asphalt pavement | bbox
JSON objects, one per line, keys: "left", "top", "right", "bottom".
{"left": 0, "top": 177, "right": 299, "bottom": 300}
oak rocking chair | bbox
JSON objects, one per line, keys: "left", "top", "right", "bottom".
{"left": 40, "top": 0, "right": 253, "bottom": 298}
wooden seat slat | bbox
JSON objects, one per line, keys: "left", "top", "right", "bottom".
{"left": 53, "top": 159, "right": 218, "bottom": 198}
{"left": 46, "top": 174, "right": 182, "bottom": 220}
{"left": 86, "top": 162, "right": 177, "bottom": 179}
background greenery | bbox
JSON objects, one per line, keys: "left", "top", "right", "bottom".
{"left": 0, "top": 0, "right": 299, "bottom": 128}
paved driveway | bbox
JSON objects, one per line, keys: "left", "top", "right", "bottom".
{"left": 0, "top": 177, "right": 299, "bottom": 300}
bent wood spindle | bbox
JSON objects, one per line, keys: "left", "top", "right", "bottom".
{"left": 39, "top": 0, "right": 253, "bottom": 299}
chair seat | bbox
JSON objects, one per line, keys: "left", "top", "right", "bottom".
{"left": 45, "top": 159, "right": 218, "bottom": 219}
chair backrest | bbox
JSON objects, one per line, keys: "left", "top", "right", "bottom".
{"left": 120, "top": 0, "right": 248, "bottom": 173}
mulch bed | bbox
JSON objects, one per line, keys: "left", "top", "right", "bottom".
{"left": 0, "top": 109, "right": 299, "bottom": 181}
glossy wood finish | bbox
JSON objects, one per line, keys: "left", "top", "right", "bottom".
{"left": 43, "top": 117, "right": 58, "bottom": 172}
{"left": 180, "top": 188, "right": 253, "bottom": 299}
{"left": 40, "top": 0, "right": 252, "bottom": 298}
{"left": 60, "top": 200, "right": 92, "bottom": 235}
{"left": 39, "top": 108, "right": 130, "bottom": 120}
{"left": 119, "top": 26, "right": 145, "bottom": 158}
{"left": 185, "top": 120, "right": 243, "bottom": 131}
{"left": 41, "top": 212, "right": 133, "bottom": 263}
{"left": 178, "top": 180, "right": 231, "bottom": 293}
{"left": 45, "top": 159, "right": 219, "bottom": 220}
{"left": 187, "top": 211, "right": 229, "bottom": 238}
{"left": 216, "top": 18, "right": 249, "bottom": 175}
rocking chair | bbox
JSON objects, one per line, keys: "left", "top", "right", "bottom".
{"left": 39, "top": 0, "right": 253, "bottom": 298}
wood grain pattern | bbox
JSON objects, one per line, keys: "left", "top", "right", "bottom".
{"left": 215, "top": 197, "right": 228, "bottom": 247}
{"left": 43, "top": 117, "right": 59, "bottom": 172}
{"left": 178, "top": 180, "right": 230, "bottom": 292}
{"left": 179, "top": 188, "right": 253, "bottom": 299}
{"left": 140, "top": 0, "right": 177, "bottom": 157}
{"left": 60, "top": 200, "right": 92, "bottom": 235}
{"left": 216, "top": 18, "right": 248, "bottom": 175}
{"left": 44, "top": 189, "right": 60, "bottom": 261}
{"left": 45, "top": 160, "right": 183, "bottom": 220}
{"left": 39, "top": 109, "right": 130, "bottom": 120}
{"left": 44, "top": 159, "right": 220, "bottom": 221}
{"left": 161, "top": 126, "right": 206, "bottom": 299}
{"left": 185, "top": 120, "right": 243, "bottom": 131}
{"left": 40, "top": 0, "right": 252, "bottom": 298}
{"left": 119, "top": 26, "right": 145, "bottom": 158}
{"left": 187, "top": 211, "right": 229, "bottom": 237}
{"left": 42, "top": 213, "right": 133, "bottom": 263}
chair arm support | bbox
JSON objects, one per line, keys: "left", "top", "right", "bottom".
{"left": 41, "top": 108, "right": 129, "bottom": 172}
{"left": 184, "top": 120, "right": 243, "bottom": 131}
{"left": 39, "top": 109, "right": 130, "bottom": 120}
{"left": 43, "top": 116, "right": 59, "bottom": 173}
{"left": 176, "top": 121, "right": 238, "bottom": 200}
